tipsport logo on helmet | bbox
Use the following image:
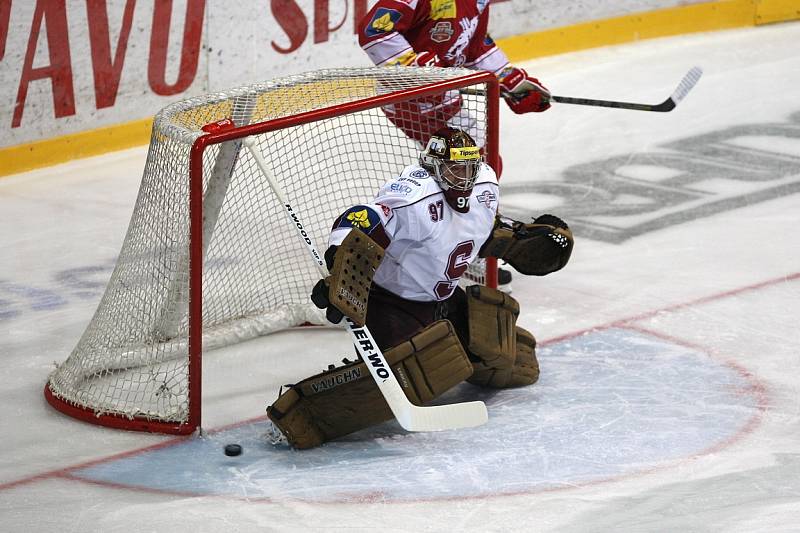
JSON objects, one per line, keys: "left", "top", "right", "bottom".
{"left": 426, "top": 131, "right": 479, "bottom": 162}
{"left": 450, "top": 146, "right": 480, "bottom": 161}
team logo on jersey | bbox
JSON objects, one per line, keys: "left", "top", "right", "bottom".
{"left": 410, "top": 168, "right": 430, "bottom": 179}
{"left": 429, "top": 0, "right": 456, "bottom": 20}
{"left": 365, "top": 8, "right": 402, "bottom": 37}
{"left": 429, "top": 21, "right": 454, "bottom": 43}
{"left": 476, "top": 190, "right": 496, "bottom": 208}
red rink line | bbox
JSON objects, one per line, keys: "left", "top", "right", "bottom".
{"left": 540, "top": 271, "right": 800, "bottom": 348}
{"left": 0, "top": 414, "right": 268, "bottom": 492}
{"left": 1, "top": 271, "right": 797, "bottom": 495}
{"left": 623, "top": 321, "right": 770, "bottom": 452}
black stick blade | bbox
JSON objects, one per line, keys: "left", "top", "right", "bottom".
{"left": 551, "top": 66, "right": 703, "bottom": 112}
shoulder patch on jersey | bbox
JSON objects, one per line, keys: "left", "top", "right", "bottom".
{"left": 475, "top": 189, "right": 497, "bottom": 209}
{"left": 336, "top": 205, "right": 381, "bottom": 230}
{"left": 365, "top": 8, "right": 403, "bottom": 37}
{"left": 334, "top": 205, "right": 391, "bottom": 248}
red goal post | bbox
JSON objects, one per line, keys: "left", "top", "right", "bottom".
{"left": 45, "top": 66, "right": 501, "bottom": 435}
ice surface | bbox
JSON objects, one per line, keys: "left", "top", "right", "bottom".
{"left": 1, "top": 22, "right": 799, "bottom": 532}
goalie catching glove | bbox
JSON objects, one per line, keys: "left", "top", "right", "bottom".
{"left": 480, "top": 214, "right": 574, "bottom": 276}
{"left": 311, "top": 229, "right": 384, "bottom": 326}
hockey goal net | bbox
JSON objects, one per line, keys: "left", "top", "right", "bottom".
{"left": 45, "top": 66, "right": 500, "bottom": 434}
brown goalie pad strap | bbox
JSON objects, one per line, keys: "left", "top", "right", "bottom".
{"left": 465, "top": 285, "right": 520, "bottom": 371}
{"left": 327, "top": 229, "right": 384, "bottom": 326}
{"left": 468, "top": 325, "right": 540, "bottom": 388}
{"left": 266, "top": 320, "right": 472, "bottom": 449}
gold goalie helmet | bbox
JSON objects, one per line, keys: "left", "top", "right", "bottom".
{"left": 419, "top": 127, "right": 482, "bottom": 213}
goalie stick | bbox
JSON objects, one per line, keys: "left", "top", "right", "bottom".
{"left": 242, "top": 137, "right": 489, "bottom": 432}
{"left": 463, "top": 66, "right": 703, "bottom": 112}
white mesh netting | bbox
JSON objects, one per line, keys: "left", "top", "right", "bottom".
{"left": 46, "top": 66, "right": 493, "bottom": 431}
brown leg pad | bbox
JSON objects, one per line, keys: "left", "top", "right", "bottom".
{"left": 266, "top": 320, "right": 473, "bottom": 449}
{"left": 467, "top": 325, "right": 540, "bottom": 388}
{"left": 466, "top": 285, "right": 520, "bottom": 370}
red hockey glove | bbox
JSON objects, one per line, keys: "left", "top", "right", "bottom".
{"left": 498, "top": 66, "right": 551, "bottom": 114}
{"left": 407, "top": 50, "right": 443, "bottom": 68}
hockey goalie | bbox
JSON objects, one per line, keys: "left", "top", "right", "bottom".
{"left": 266, "top": 127, "right": 573, "bottom": 449}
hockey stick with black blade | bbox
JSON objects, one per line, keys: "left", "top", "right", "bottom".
{"left": 242, "top": 137, "right": 489, "bottom": 432}
{"left": 463, "top": 66, "right": 703, "bottom": 112}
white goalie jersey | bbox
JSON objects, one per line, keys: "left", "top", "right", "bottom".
{"left": 328, "top": 163, "right": 499, "bottom": 301}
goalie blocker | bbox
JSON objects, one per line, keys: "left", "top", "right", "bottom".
{"left": 311, "top": 230, "right": 384, "bottom": 326}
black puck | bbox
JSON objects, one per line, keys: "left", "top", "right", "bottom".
{"left": 224, "top": 443, "right": 242, "bottom": 456}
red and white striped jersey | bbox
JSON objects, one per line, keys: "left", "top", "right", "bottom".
{"left": 358, "top": 0, "right": 510, "bottom": 75}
